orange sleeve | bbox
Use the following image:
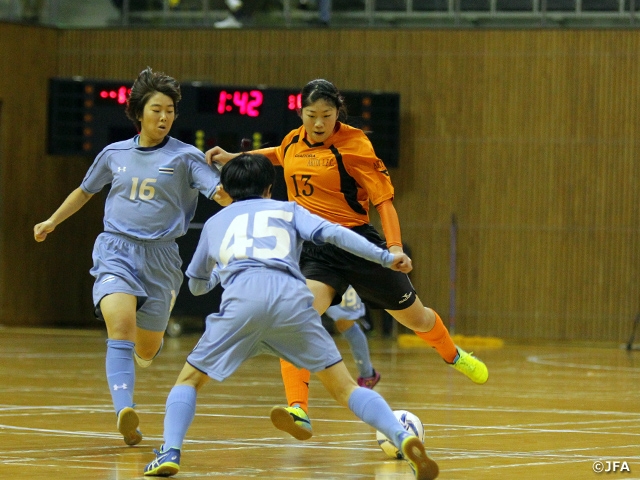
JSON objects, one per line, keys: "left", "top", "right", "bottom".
{"left": 375, "top": 199, "right": 403, "bottom": 248}
{"left": 250, "top": 146, "right": 280, "bottom": 165}
{"left": 341, "top": 128, "right": 395, "bottom": 206}
{"left": 252, "top": 127, "right": 300, "bottom": 166}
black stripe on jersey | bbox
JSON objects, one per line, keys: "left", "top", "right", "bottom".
{"left": 303, "top": 137, "right": 324, "bottom": 148}
{"left": 330, "top": 145, "right": 367, "bottom": 215}
{"left": 283, "top": 134, "right": 300, "bottom": 159}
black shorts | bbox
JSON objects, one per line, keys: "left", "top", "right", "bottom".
{"left": 300, "top": 224, "right": 417, "bottom": 310}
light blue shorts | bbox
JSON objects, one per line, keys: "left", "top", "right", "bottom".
{"left": 187, "top": 269, "right": 343, "bottom": 381}
{"left": 90, "top": 232, "right": 183, "bottom": 332}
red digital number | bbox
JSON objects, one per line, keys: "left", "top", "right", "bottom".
{"left": 217, "top": 90, "right": 228, "bottom": 114}
{"left": 217, "top": 89, "right": 263, "bottom": 116}
{"left": 287, "top": 93, "right": 301, "bottom": 111}
{"left": 246, "top": 90, "right": 263, "bottom": 117}
{"left": 233, "top": 91, "right": 249, "bottom": 115}
{"left": 99, "top": 86, "right": 130, "bottom": 104}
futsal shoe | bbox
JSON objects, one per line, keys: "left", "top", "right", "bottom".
{"left": 144, "top": 447, "right": 181, "bottom": 476}
{"left": 270, "top": 404, "right": 313, "bottom": 440}
{"left": 117, "top": 406, "right": 142, "bottom": 446}
{"left": 450, "top": 347, "right": 488, "bottom": 384}
{"left": 399, "top": 432, "right": 439, "bottom": 480}
{"left": 134, "top": 339, "right": 164, "bottom": 368}
{"left": 357, "top": 369, "right": 381, "bottom": 389}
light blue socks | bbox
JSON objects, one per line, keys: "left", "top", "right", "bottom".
{"left": 342, "top": 323, "right": 374, "bottom": 378}
{"left": 106, "top": 339, "right": 136, "bottom": 415}
{"left": 163, "top": 385, "right": 197, "bottom": 451}
{"left": 347, "top": 387, "right": 404, "bottom": 448}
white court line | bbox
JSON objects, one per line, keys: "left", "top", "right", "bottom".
{"left": 0, "top": 402, "right": 637, "bottom": 477}
{"left": 527, "top": 353, "right": 640, "bottom": 372}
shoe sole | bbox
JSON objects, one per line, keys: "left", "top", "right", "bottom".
{"left": 118, "top": 407, "right": 142, "bottom": 446}
{"left": 144, "top": 462, "right": 179, "bottom": 477}
{"left": 401, "top": 436, "right": 439, "bottom": 480}
{"left": 270, "top": 406, "right": 313, "bottom": 441}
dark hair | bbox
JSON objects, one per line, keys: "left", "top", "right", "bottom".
{"left": 220, "top": 153, "right": 275, "bottom": 201}
{"left": 125, "top": 67, "right": 181, "bottom": 131}
{"left": 300, "top": 79, "right": 348, "bottom": 122}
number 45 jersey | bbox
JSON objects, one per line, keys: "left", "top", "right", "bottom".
{"left": 186, "top": 198, "right": 395, "bottom": 292}
{"left": 80, "top": 136, "right": 220, "bottom": 241}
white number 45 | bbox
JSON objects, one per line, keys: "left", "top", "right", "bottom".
{"left": 219, "top": 210, "right": 293, "bottom": 266}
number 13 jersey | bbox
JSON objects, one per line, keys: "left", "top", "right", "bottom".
{"left": 272, "top": 122, "right": 395, "bottom": 228}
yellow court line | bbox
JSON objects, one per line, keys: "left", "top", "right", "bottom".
{"left": 398, "top": 333, "right": 504, "bottom": 350}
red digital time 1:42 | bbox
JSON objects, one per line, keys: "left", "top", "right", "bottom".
{"left": 217, "top": 89, "right": 302, "bottom": 117}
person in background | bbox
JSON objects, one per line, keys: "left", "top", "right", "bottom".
{"left": 214, "top": 0, "right": 245, "bottom": 28}
{"left": 206, "top": 78, "right": 488, "bottom": 443}
{"left": 143, "top": 153, "right": 439, "bottom": 480}
{"left": 325, "top": 285, "right": 380, "bottom": 388}
{"left": 33, "top": 67, "right": 224, "bottom": 447}
{"left": 20, "top": 0, "right": 44, "bottom": 22}
{"left": 299, "top": 0, "right": 331, "bottom": 26}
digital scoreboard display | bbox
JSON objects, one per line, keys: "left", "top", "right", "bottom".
{"left": 47, "top": 78, "right": 401, "bottom": 167}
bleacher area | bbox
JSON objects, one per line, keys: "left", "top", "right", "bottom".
{"left": 3, "top": 0, "right": 640, "bottom": 28}
{"left": 115, "top": 0, "right": 640, "bottom": 28}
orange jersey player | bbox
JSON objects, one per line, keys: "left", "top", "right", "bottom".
{"left": 206, "top": 78, "right": 488, "bottom": 442}
{"left": 272, "top": 123, "right": 394, "bottom": 228}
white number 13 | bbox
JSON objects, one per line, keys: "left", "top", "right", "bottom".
{"left": 219, "top": 210, "right": 293, "bottom": 266}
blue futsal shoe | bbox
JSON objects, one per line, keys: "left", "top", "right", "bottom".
{"left": 144, "top": 447, "right": 181, "bottom": 477}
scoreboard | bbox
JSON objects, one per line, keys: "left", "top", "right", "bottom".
{"left": 47, "top": 77, "right": 401, "bottom": 167}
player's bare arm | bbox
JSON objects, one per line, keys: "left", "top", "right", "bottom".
{"left": 205, "top": 146, "right": 239, "bottom": 167}
{"left": 33, "top": 187, "right": 94, "bottom": 242}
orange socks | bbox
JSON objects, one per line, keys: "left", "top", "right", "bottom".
{"left": 414, "top": 310, "right": 458, "bottom": 363}
{"left": 279, "top": 358, "right": 311, "bottom": 413}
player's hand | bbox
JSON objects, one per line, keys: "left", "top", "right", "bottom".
{"left": 213, "top": 184, "right": 233, "bottom": 206}
{"left": 390, "top": 253, "right": 412, "bottom": 273}
{"left": 205, "top": 146, "right": 235, "bottom": 168}
{"left": 33, "top": 220, "right": 56, "bottom": 242}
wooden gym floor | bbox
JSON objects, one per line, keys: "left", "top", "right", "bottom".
{"left": 0, "top": 328, "right": 639, "bottom": 479}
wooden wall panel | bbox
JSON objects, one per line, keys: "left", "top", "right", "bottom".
{"left": 3, "top": 25, "right": 640, "bottom": 341}
{"left": 0, "top": 23, "right": 103, "bottom": 328}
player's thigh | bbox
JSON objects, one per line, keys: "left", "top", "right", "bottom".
{"left": 306, "top": 279, "right": 335, "bottom": 315}
{"left": 100, "top": 292, "right": 138, "bottom": 339}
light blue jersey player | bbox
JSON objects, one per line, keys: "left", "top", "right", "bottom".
{"left": 325, "top": 286, "right": 381, "bottom": 388}
{"left": 144, "top": 153, "right": 439, "bottom": 480}
{"left": 34, "top": 68, "right": 224, "bottom": 447}
{"left": 85, "top": 134, "right": 219, "bottom": 330}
